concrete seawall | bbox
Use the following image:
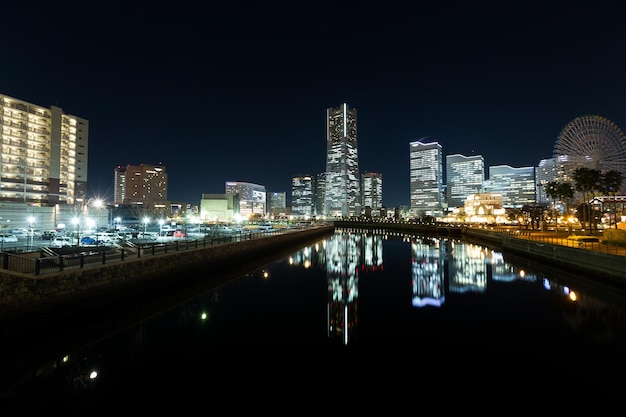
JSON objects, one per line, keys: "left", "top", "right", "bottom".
{"left": 335, "top": 220, "right": 626, "bottom": 287}
{"left": 0, "top": 225, "right": 335, "bottom": 323}
{"left": 462, "top": 228, "right": 626, "bottom": 288}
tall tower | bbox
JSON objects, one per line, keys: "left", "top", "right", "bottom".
{"left": 409, "top": 140, "right": 443, "bottom": 217}
{"left": 324, "top": 103, "right": 360, "bottom": 217}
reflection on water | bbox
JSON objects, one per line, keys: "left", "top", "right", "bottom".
{"left": 4, "top": 227, "right": 626, "bottom": 410}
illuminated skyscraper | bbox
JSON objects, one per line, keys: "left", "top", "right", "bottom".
{"left": 361, "top": 171, "right": 383, "bottom": 217}
{"left": 324, "top": 103, "right": 361, "bottom": 217}
{"left": 0, "top": 93, "right": 88, "bottom": 206}
{"left": 446, "top": 153, "right": 485, "bottom": 209}
{"left": 409, "top": 140, "right": 444, "bottom": 216}
{"left": 483, "top": 165, "right": 536, "bottom": 208}
{"left": 291, "top": 174, "right": 314, "bottom": 217}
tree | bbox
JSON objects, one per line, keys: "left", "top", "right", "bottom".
{"left": 545, "top": 181, "right": 574, "bottom": 231}
{"left": 572, "top": 167, "right": 601, "bottom": 232}
{"left": 599, "top": 170, "right": 624, "bottom": 229}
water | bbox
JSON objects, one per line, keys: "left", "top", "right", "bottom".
{"left": 3, "top": 227, "right": 626, "bottom": 413}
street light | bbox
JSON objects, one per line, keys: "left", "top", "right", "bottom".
{"left": 72, "top": 217, "right": 80, "bottom": 246}
{"left": 159, "top": 219, "right": 165, "bottom": 239}
{"left": 27, "top": 216, "right": 35, "bottom": 251}
{"left": 142, "top": 217, "right": 150, "bottom": 243}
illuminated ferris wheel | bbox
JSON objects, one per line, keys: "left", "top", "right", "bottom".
{"left": 553, "top": 115, "right": 626, "bottom": 193}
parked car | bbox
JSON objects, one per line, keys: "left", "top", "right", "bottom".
{"left": 80, "top": 236, "right": 99, "bottom": 246}
{"left": 258, "top": 222, "right": 273, "bottom": 231}
{"left": 212, "top": 225, "right": 235, "bottom": 235}
{"left": 0, "top": 234, "right": 18, "bottom": 243}
{"left": 41, "top": 231, "right": 57, "bottom": 240}
{"left": 51, "top": 236, "right": 73, "bottom": 248}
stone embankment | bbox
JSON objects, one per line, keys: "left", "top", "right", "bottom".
{"left": 0, "top": 225, "right": 335, "bottom": 324}
{"left": 335, "top": 220, "right": 626, "bottom": 287}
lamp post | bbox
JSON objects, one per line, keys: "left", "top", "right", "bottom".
{"left": 27, "top": 216, "right": 35, "bottom": 251}
{"left": 72, "top": 217, "right": 80, "bottom": 247}
{"left": 142, "top": 217, "right": 150, "bottom": 243}
{"left": 159, "top": 219, "right": 164, "bottom": 239}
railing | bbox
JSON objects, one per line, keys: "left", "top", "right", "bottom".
{"left": 0, "top": 227, "right": 293, "bottom": 276}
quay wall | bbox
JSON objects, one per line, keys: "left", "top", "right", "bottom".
{"left": 336, "top": 220, "right": 626, "bottom": 285}
{"left": 461, "top": 228, "right": 626, "bottom": 285}
{"left": 0, "top": 225, "right": 335, "bottom": 320}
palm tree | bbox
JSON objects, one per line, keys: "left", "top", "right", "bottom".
{"left": 572, "top": 167, "right": 601, "bottom": 232}
{"left": 545, "top": 181, "right": 574, "bottom": 231}
{"left": 600, "top": 170, "right": 624, "bottom": 228}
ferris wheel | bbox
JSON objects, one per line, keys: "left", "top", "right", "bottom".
{"left": 553, "top": 115, "right": 626, "bottom": 193}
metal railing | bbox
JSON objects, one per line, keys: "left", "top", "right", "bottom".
{"left": 0, "top": 228, "right": 292, "bottom": 276}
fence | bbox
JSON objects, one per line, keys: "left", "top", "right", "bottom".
{"left": 0, "top": 228, "right": 288, "bottom": 276}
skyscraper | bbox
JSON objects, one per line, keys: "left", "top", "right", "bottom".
{"left": 483, "top": 165, "right": 536, "bottom": 208}
{"left": 291, "top": 174, "right": 314, "bottom": 217}
{"left": 409, "top": 140, "right": 444, "bottom": 217}
{"left": 324, "top": 103, "right": 361, "bottom": 218}
{"left": 361, "top": 171, "right": 383, "bottom": 217}
{"left": 446, "top": 153, "right": 485, "bottom": 210}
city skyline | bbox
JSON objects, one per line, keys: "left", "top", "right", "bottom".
{"left": 3, "top": 2, "right": 626, "bottom": 208}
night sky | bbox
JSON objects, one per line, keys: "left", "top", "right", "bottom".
{"left": 3, "top": 1, "right": 626, "bottom": 208}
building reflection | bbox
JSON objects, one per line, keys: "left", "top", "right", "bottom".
{"left": 325, "top": 229, "right": 362, "bottom": 345}
{"left": 6, "top": 228, "right": 626, "bottom": 403}
{"left": 411, "top": 237, "right": 445, "bottom": 307}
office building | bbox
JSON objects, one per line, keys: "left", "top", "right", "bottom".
{"left": 315, "top": 172, "right": 327, "bottom": 217}
{"left": 324, "top": 103, "right": 361, "bottom": 218}
{"left": 268, "top": 191, "right": 287, "bottom": 216}
{"left": 291, "top": 175, "right": 314, "bottom": 218}
{"left": 409, "top": 140, "right": 444, "bottom": 217}
{"left": 113, "top": 163, "right": 168, "bottom": 206}
{"left": 0, "top": 93, "right": 88, "bottom": 206}
{"left": 483, "top": 165, "right": 536, "bottom": 208}
{"left": 535, "top": 158, "right": 559, "bottom": 205}
{"left": 446, "top": 154, "right": 485, "bottom": 210}
{"left": 361, "top": 171, "right": 383, "bottom": 218}
{"left": 225, "top": 181, "right": 266, "bottom": 218}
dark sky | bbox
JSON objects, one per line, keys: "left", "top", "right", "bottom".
{"left": 3, "top": 1, "right": 626, "bottom": 208}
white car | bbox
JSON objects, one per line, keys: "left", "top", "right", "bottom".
{"left": 51, "top": 236, "right": 73, "bottom": 248}
{"left": 0, "top": 234, "right": 18, "bottom": 243}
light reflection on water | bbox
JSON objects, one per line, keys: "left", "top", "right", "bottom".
{"left": 3, "top": 227, "right": 626, "bottom": 411}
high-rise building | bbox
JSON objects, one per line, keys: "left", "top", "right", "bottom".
{"left": 446, "top": 154, "right": 485, "bottom": 210}
{"left": 409, "top": 140, "right": 444, "bottom": 216}
{"left": 225, "top": 181, "right": 266, "bottom": 218}
{"left": 483, "top": 165, "right": 536, "bottom": 208}
{"left": 315, "top": 172, "right": 327, "bottom": 217}
{"left": 291, "top": 175, "right": 314, "bottom": 217}
{"left": 535, "top": 158, "right": 559, "bottom": 205}
{"left": 113, "top": 163, "right": 168, "bottom": 206}
{"left": 0, "top": 93, "right": 89, "bottom": 206}
{"left": 361, "top": 171, "right": 383, "bottom": 217}
{"left": 268, "top": 191, "right": 286, "bottom": 216}
{"left": 324, "top": 103, "right": 361, "bottom": 218}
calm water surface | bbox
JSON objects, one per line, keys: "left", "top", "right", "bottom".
{"left": 3, "top": 227, "right": 626, "bottom": 412}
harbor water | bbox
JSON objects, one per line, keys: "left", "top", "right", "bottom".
{"left": 2, "top": 227, "right": 626, "bottom": 413}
